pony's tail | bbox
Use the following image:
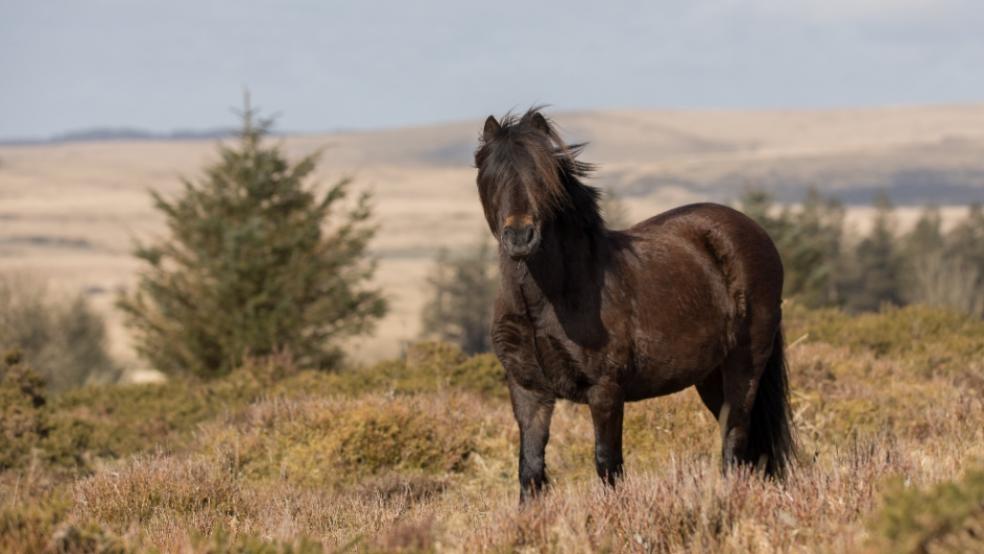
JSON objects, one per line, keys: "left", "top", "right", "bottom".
{"left": 747, "top": 327, "right": 797, "bottom": 479}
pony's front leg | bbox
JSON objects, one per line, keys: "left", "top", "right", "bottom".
{"left": 588, "top": 383, "right": 625, "bottom": 486}
{"left": 508, "top": 377, "right": 555, "bottom": 504}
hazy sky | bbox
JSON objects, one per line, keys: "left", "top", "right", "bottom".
{"left": 1, "top": 0, "right": 983, "bottom": 138}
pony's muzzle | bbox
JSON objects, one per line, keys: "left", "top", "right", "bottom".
{"left": 502, "top": 223, "right": 540, "bottom": 259}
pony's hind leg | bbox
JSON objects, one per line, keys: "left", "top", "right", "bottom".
{"left": 695, "top": 366, "right": 723, "bottom": 419}
{"left": 714, "top": 322, "right": 794, "bottom": 478}
{"left": 717, "top": 347, "right": 764, "bottom": 470}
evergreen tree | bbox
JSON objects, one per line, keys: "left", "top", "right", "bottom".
{"left": 905, "top": 205, "right": 945, "bottom": 259}
{"left": 901, "top": 206, "right": 946, "bottom": 305}
{"left": 420, "top": 239, "right": 498, "bottom": 354}
{"left": 843, "top": 193, "right": 903, "bottom": 312}
{"left": 779, "top": 188, "right": 845, "bottom": 307}
{"left": 738, "top": 189, "right": 789, "bottom": 244}
{"left": 738, "top": 188, "right": 845, "bottom": 307}
{"left": 939, "top": 204, "right": 984, "bottom": 317}
{"left": 947, "top": 204, "right": 984, "bottom": 279}
{"left": 118, "top": 98, "right": 386, "bottom": 377}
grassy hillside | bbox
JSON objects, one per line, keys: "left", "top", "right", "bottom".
{"left": 2, "top": 305, "right": 983, "bottom": 552}
{"left": 3, "top": 105, "right": 984, "bottom": 365}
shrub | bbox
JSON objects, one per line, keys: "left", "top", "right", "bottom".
{"left": 0, "top": 491, "right": 74, "bottom": 553}
{"left": 0, "top": 350, "right": 48, "bottom": 470}
{"left": 43, "top": 374, "right": 267, "bottom": 467}
{"left": 268, "top": 341, "right": 506, "bottom": 399}
{"left": 871, "top": 467, "right": 984, "bottom": 553}
{"left": 207, "top": 395, "right": 478, "bottom": 487}
{"left": 400, "top": 341, "right": 505, "bottom": 397}
{"left": 117, "top": 96, "right": 385, "bottom": 378}
{"left": 0, "top": 274, "right": 118, "bottom": 391}
{"left": 74, "top": 455, "right": 248, "bottom": 534}
{"left": 420, "top": 239, "right": 498, "bottom": 354}
{"left": 786, "top": 304, "right": 984, "bottom": 375}
{"left": 48, "top": 523, "right": 127, "bottom": 554}
{"left": 193, "top": 531, "right": 324, "bottom": 554}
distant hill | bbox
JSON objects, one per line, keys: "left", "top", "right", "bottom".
{"left": 0, "top": 126, "right": 241, "bottom": 146}
{"left": 7, "top": 104, "right": 984, "bottom": 205}
{"left": 282, "top": 104, "right": 984, "bottom": 206}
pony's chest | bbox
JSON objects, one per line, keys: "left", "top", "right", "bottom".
{"left": 496, "top": 311, "right": 616, "bottom": 402}
{"left": 529, "top": 329, "right": 598, "bottom": 401}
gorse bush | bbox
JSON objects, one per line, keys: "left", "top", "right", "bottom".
{"left": 0, "top": 274, "right": 118, "bottom": 391}
{"left": 117, "top": 97, "right": 386, "bottom": 378}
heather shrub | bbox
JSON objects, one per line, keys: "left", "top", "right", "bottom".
{"left": 0, "top": 350, "right": 48, "bottom": 470}
{"left": 0, "top": 305, "right": 981, "bottom": 552}
{"left": 205, "top": 395, "right": 478, "bottom": 487}
{"left": 0, "top": 492, "right": 73, "bottom": 553}
{"left": 400, "top": 341, "right": 505, "bottom": 397}
{"left": 269, "top": 341, "right": 505, "bottom": 399}
{"left": 74, "top": 456, "right": 247, "bottom": 535}
{"left": 786, "top": 304, "right": 984, "bottom": 376}
{"left": 871, "top": 467, "right": 984, "bottom": 553}
{"left": 192, "top": 531, "right": 324, "bottom": 554}
{"left": 42, "top": 373, "right": 267, "bottom": 468}
{"left": 47, "top": 523, "right": 127, "bottom": 554}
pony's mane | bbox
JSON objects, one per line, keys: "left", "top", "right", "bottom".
{"left": 475, "top": 108, "right": 603, "bottom": 230}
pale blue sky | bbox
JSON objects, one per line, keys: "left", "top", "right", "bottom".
{"left": 1, "top": 0, "right": 982, "bottom": 138}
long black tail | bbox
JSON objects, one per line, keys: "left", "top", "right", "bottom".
{"left": 746, "top": 327, "right": 797, "bottom": 479}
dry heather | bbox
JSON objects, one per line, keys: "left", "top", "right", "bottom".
{"left": 1, "top": 306, "right": 984, "bottom": 552}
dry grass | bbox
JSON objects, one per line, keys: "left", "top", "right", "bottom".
{"left": 1, "top": 306, "right": 983, "bottom": 552}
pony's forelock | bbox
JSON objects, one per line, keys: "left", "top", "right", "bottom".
{"left": 475, "top": 108, "right": 600, "bottom": 226}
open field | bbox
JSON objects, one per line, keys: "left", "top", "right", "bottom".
{"left": 3, "top": 105, "right": 984, "bottom": 365}
{"left": 2, "top": 305, "right": 984, "bottom": 552}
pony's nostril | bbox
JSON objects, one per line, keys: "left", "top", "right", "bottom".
{"left": 503, "top": 225, "right": 536, "bottom": 254}
{"left": 502, "top": 228, "right": 515, "bottom": 244}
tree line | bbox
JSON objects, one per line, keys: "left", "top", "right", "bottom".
{"left": 739, "top": 189, "right": 984, "bottom": 316}
{"left": 421, "top": 189, "right": 984, "bottom": 354}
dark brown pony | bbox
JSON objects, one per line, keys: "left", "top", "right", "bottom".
{"left": 475, "top": 109, "right": 795, "bottom": 503}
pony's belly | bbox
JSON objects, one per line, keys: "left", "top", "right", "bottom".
{"left": 621, "top": 337, "right": 729, "bottom": 400}
{"left": 621, "top": 361, "right": 715, "bottom": 401}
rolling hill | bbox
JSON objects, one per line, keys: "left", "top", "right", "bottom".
{"left": 2, "top": 104, "right": 984, "bottom": 365}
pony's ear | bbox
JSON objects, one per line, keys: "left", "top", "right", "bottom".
{"left": 482, "top": 115, "right": 501, "bottom": 142}
{"left": 530, "top": 112, "right": 550, "bottom": 134}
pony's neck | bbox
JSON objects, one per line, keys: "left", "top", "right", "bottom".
{"left": 502, "top": 212, "right": 608, "bottom": 313}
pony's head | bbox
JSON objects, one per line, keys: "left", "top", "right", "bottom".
{"left": 474, "top": 109, "right": 599, "bottom": 260}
